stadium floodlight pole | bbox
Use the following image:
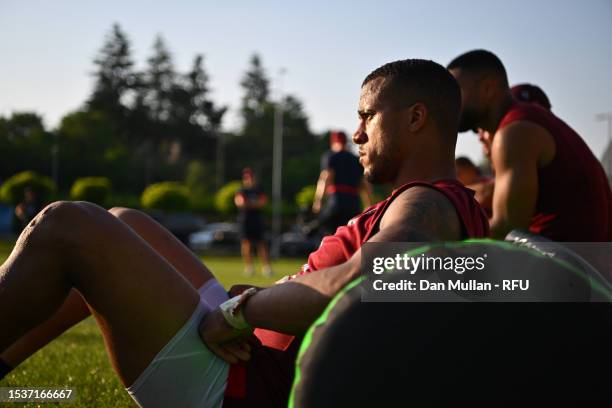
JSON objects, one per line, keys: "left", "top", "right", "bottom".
{"left": 596, "top": 112, "right": 612, "bottom": 143}
{"left": 215, "top": 126, "right": 225, "bottom": 190}
{"left": 596, "top": 112, "right": 612, "bottom": 179}
{"left": 271, "top": 68, "right": 287, "bottom": 258}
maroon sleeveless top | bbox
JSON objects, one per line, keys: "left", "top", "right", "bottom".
{"left": 498, "top": 102, "right": 612, "bottom": 242}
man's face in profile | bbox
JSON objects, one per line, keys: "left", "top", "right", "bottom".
{"left": 449, "top": 68, "right": 484, "bottom": 133}
{"left": 353, "top": 77, "right": 406, "bottom": 185}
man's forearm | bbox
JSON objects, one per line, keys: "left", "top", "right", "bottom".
{"left": 242, "top": 259, "right": 360, "bottom": 335}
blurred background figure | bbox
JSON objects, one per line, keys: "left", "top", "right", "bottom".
{"left": 310, "top": 131, "right": 372, "bottom": 236}
{"left": 511, "top": 83, "right": 552, "bottom": 110}
{"left": 13, "top": 187, "right": 43, "bottom": 233}
{"left": 449, "top": 50, "right": 612, "bottom": 241}
{"left": 455, "top": 156, "right": 494, "bottom": 217}
{"left": 234, "top": 168, "right": 272, "bottom": 277}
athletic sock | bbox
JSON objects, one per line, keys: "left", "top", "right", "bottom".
{"left": 0, "top": 357, "right": 13, "bottom": 380}
{"left": 262, "top": 265, "right": 273, "bottom": 278}
{"left": 244, "top": 265, "right": 254, "bottom": 277}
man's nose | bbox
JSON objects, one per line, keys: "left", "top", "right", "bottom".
{"left": 353, "top": 126, "right": 366, "bottom": 144}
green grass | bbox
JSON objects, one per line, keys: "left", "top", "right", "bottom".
{"left": 0, "top": 241, "right": 304, "bottom": 407}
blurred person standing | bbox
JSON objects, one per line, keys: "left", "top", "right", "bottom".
{"left": 235, "top": 168, "right": 273, "bottom": 277}
{"left": 311, "top": 131, "right": 372, "bottom": 236}
{"left": 13, "top": 187, "right": 43, "bottom": 233}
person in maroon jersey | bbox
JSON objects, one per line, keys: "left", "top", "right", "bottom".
{"left": 0, "top": 59, "right": 488, "bottom": 407}
{"left": 448, "top": 49, "right": 612, "bottom": 241}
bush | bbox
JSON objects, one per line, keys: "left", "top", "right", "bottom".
{"left": 214, "top": 181, "right": 242, "bottom": 215}
{"left": 295, "top": 185, "right": 316, "bottom": 210}
{"left": 0, "top": 171, "right": 56, "bottom": 205}
{"left": 190, "top": 193, "right": 216, "bottom": 214}
{"left": 70, "top": 177, "right": 112, "bottom": 205}
{"left": 141, "top": 182, "right": 190, "bottom": 212}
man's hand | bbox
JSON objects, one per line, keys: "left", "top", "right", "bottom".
{"left": 228, "top": 284, "right": 264, "bottom": 297}
{"left": 198, "top": 308, "right": 251, "bottom": 364}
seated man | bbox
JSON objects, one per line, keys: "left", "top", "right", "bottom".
{"left": 0, "top": 59, "right": 489, "bottom": 408}
{"left": 448, "top": 50, "right": 612, "bottom": 241}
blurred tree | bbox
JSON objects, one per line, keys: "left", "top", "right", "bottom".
{"left": 88, "top": 23, "right": 136, "bottom": 131}
{"left": 241, "top": 54, "right": 270, "bottom": 118}
{"left": 170, "top": 54, "right": 227, "bottom": 161}
{"left": 0, "top": 113, "right": 53, "bottom": 179}
{"left": 142, "top": 35, "right": 176, "bottom": 124}
{"left": 228, "top": 54, "right": 323, "bottom": 202}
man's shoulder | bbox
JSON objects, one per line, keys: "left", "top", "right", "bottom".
{"left": 379, "top": 185, "right": 462, "bottom": 241}
{"left": 494, "top": 120, "right": 555, "bottom": 167}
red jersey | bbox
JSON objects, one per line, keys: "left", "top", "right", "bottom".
{"left": 223, "top": 179, "right": 489, "bottom": 407}
{"left": 498, "top": 102, "right": 612, "bottom": 241}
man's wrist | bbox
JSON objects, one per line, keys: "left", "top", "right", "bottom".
{"left": 219, "top": 287, "right": 258, "bottom": 330}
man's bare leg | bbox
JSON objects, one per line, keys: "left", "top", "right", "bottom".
{"left": 241, "top": 239, "right": 254, "bottom": 276}
{"left": 0, "top": 201, "right": 204, "bottom": 386}
{"left": 1, "top": 206, "right": 215, "bottom": 371}
{"left": 0, "top": 290, "right": 89, "bottom": 369}
{"left": 257, "top": 241, "right": 273, "bottom": 277}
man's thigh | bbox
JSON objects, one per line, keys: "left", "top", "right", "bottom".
{"left": 69, "top": 202, "right": 201, "bottom": 386}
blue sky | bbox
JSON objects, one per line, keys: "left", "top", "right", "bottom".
{"left": 1, "top": 0, "right": 611, "bottom": 162}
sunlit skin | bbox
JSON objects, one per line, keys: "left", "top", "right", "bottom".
{"left": 477, "top": 128, "right": 494, "bottom": 163}
{"left": 449, "top": 67, "right": 555, "bottom": 238}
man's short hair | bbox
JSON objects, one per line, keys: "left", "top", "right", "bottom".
{"left": 455, "top": 156, "right": 481, "bottom": 175}
{"left": 455, "top": 156, "right": 477, "bottom": 169}
{"left": 362, "top": 59, "right": 461, "bottom": 138}
{"left": 447, "top": 49, "right": 509, "bottom": 87}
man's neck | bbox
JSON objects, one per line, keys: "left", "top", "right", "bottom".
{"left": 481, "top": 92, "right": 515, "bottom": 134}
{"left": 391, "top": 155, "right": 456, "bottom": 190}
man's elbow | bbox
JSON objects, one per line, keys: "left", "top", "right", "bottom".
{"left": 490, "top": 216, "right": 529, "bottom": 240}
{"left": 489, "top": 219, "right": 510, "bottom": 240}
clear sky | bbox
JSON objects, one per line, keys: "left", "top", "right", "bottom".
{"left": 1, "top": 0, "right": 611, "bottom": 163}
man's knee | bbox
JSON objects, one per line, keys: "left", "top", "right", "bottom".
{"left": 21, "top": 201, "right": 94, "bottom": 246}
{"left": 109, "top": 207, "right": 149, "bottom": 225}
{"left": 109, "top": 206, "right": 131, "bottom": 217}
{"left": 35, "top": 201, "right": 86, "bottom": 225}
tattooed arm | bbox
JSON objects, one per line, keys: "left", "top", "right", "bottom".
{"left": 239, "top": 186, "right": 462, "bottom": 334}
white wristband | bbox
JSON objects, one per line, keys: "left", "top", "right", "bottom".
{"left": 218, "top": 287, "right": 257, "bottom": 330}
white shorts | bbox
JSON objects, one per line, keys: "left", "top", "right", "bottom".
{"left": 126, "top": 280, "right": 230, "bottom": 408}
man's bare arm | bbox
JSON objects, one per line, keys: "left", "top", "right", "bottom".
{"left": 243, "top": 186, "right": 462, "bottom": 334}
{"left": 312, "top": 169, "right": 333, "bottom": 213}
{"left": 489, "top": 121, "right": 554, "bottom": 239}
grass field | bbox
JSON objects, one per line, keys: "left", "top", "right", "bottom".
{"left": 0, "top": 240, "right": 304, "bottom": 407}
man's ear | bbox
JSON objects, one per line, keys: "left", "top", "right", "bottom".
{"left": 407, "top": 102, "right": 428, "bottom": 132}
